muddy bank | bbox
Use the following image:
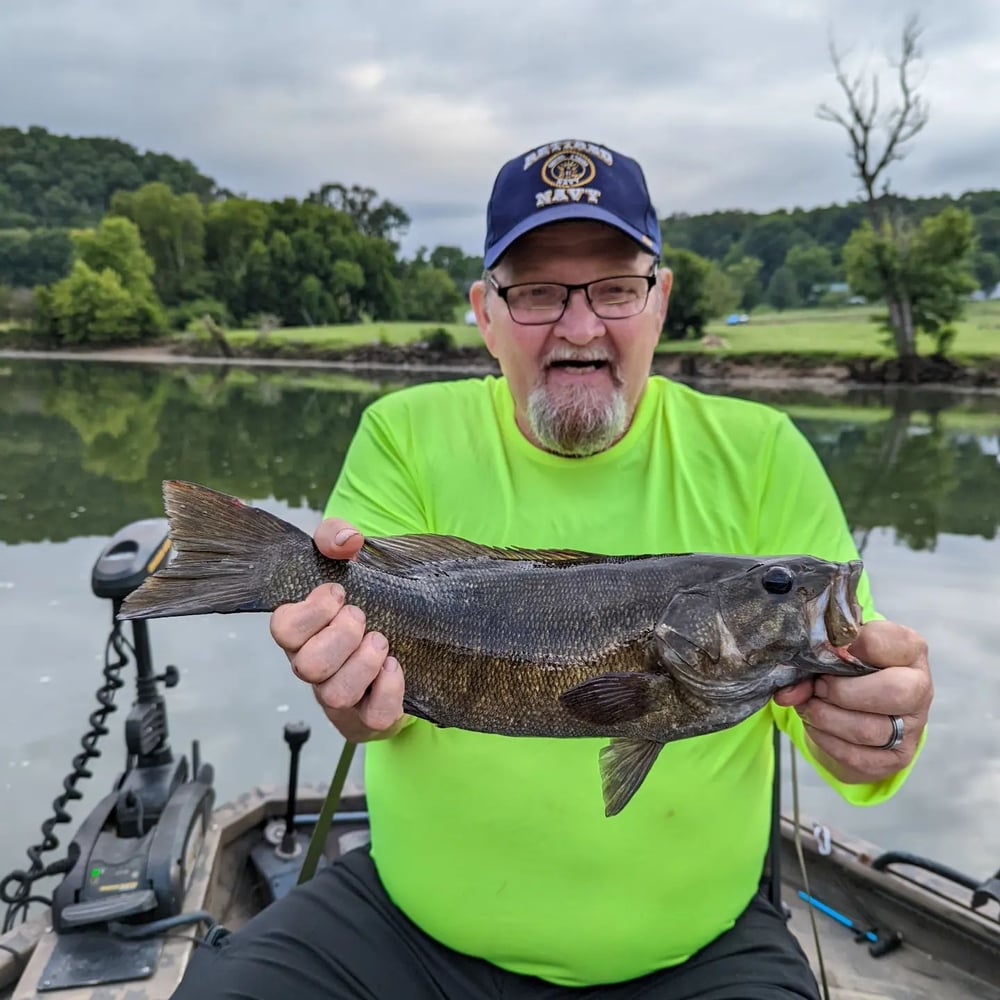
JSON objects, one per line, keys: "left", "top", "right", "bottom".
{"left": 4, "top": 338, "right": 999, "bottom": 390}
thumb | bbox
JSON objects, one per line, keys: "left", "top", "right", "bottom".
{"left": 314, "top": 518, "right": 365, "bottom": 559}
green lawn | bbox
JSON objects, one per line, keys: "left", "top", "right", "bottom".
{"left": 224, "top": 321, "right": 482, "bottom": 349}
{"left": 216, "top": 302, "right": 1000, "bottom": 359}
{"left": 694, "top": 301, "right": 1000, "bottom": 357}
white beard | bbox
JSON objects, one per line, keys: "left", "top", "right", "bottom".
{"left": 526, "top": 378, "right": 628, "bottom": 457}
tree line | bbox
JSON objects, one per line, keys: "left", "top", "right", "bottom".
{"left": 0, "top": 104, "right": 992, "bottom": 351}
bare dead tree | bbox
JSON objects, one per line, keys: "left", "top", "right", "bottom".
{"left": 817, "top": 14, "right": 930, "bottom": 367}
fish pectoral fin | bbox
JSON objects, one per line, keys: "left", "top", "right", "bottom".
{"left": 600, "top": 738, "right": 665, "bottom": 817}
{"left": 559, "top": 672, "right": 658, "bottom": 725}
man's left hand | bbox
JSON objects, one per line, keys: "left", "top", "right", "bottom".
{"left": 773, "top": 619, "right": 933, "bottom": 784}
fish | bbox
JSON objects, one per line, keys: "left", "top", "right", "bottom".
{"left": 119, "top": 480, "right": 876, "bottom": 816}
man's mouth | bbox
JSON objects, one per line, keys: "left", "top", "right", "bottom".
{"left": 546, "top": 357, "right": 611, "bottom": 374}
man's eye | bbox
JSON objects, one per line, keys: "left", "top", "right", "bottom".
{"left": 512, "top": 285, "right": 561, "bottom": 306}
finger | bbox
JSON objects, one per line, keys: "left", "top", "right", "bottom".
{"left": 803, "top": 725, "right": 910, "bottom": 783}
{"left": 848, "top": 620, "right": 927, "bottom": 670}
{"left": 312, "top": 627, "right": 388, "bottom": 711}
{"left": 356, "top": 656, "right": 405, "bottom": 732}
{"left": 292, "top": 605, "right": 368, "bottom": 686}
{"left": 270, "top": 583, "right": 346, "bottom": 655}
{"left": 798, "top": 697, "right": 909, "bottom": 750}
{"left": 814, "top": 665, "right": 931, "bottom": 717}
{"left": 773, "top": 680, "right": 814, "bottom": 708}
{"left": 314, "top": 517, "right": 365, "bottom": 559}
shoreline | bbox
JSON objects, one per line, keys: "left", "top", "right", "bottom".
{"left": 3, "top": 342, "right": 1000, "bottom": 395}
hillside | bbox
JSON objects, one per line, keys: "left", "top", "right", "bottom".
{"left": 0, "top": 125, "right": 218, "bottom": 229}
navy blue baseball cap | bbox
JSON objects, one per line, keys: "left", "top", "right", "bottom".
{"left": 483, "top": 139, "right": 661, "bottom": 268}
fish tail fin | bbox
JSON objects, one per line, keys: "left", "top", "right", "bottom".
{"left": 118, "top": 480, "right": 315, "bottom": 620}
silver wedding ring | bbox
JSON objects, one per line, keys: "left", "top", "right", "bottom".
{"left": 878, "top": 715, "right": 905, "bottom": 751}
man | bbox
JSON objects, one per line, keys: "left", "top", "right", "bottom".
{"left": 176, "top": 139, "right": 932, "bottom": 999}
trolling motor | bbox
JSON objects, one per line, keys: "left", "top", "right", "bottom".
{"left": 6, "top": 519, "right": 220, "bottom": 989}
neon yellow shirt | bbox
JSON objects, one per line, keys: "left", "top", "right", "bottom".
{"left": 326, "top": 374, "right": 918, "bottom": 987}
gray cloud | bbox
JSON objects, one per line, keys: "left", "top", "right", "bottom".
{"left": 1, "top": 0, "right": 997, "bottom": 255}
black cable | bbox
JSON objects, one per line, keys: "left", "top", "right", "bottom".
{"left": 0, "top": 615, "right": 131, "bottom": 932}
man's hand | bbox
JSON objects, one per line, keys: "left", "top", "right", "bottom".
{"left": 269, "top": 518, "right": 408, "bottom": 742}
{"left": 773, "top": 620, "right": 933, "bottom": 784}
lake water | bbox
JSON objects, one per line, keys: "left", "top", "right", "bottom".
{"left": 1, "top": 358, "right": 999, "bottom": 903}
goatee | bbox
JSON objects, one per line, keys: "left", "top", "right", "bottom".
{"left": 526, "top": 379, "right": 628, "bottom": 457}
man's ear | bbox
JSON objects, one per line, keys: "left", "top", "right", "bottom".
{"left": 655, "top": 267, "right": 673, "bottom": 327}
{"left": 469, "top": 279, "right": 499, "bottom": 357}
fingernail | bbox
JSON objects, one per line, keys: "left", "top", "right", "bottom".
{"left": 330, "top": 583, "right": 345, "bottom": 602}
{"left": 335, "top": 528, "right": 359, "bottom": 546}
{"left": 383, "top": 656, "right": 399, "bottom": 672}
{"left": 371, "top": 633, "right": 388, "bottom": 652}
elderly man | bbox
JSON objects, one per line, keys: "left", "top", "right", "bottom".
{"left": 175, "top": 139, "right": 932, "bottom": 999}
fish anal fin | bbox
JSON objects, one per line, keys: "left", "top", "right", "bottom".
{"left": 559, "top": 672, "right": 656, "bottom": 725}
{"left": 600, "top": 738, "right": 665, "bottom": 817}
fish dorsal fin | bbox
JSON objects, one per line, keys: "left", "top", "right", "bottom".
{"left": 356, "top": 534, "right": 637, "bottom": 577}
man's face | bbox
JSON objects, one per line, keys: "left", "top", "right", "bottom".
{"left": 470, "top": 220, "right": 672, "bottom": 457}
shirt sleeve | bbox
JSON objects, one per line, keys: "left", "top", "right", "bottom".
{"left": 323, "top": 398, "right": 431, "bottom": 536}
{"left": 755, "top": 414, "right": 925, "bottom": 805}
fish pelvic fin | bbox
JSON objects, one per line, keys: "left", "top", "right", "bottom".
{"left": 118, "top": 480, "right": 313, "bottom": 620}
{"left": 600, "top": 738, "right": 665, "bottom": 817}
{"left": 559, "top": 672, "right": 661, "bottom": 725}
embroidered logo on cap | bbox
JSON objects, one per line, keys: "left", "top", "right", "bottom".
{"left": 540, "top": 152, "right": 596, "bottom": 189}
{"left": 535, "top": 151, "right": 603, "bottom": 209}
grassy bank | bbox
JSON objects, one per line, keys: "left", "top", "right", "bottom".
{"left": 210, "top": 301, "right": 1000, "bottom": 360}
{"left": 3, "top": 303, "right": 999, "bottom": 370}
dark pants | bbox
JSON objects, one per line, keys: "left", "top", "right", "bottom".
{"left": 173, "top": 847, "right": 820, "bottom": 999}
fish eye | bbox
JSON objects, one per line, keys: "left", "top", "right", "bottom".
{"left": 762, "top": 566, "right": 794, "bottom": 595}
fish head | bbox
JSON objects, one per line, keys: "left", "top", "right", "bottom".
{"left": 653, "top": 556, "right": 876, "bottom": 706}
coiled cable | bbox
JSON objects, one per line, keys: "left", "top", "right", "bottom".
{"left": 0, "top": 617, "right": 132, "bottom": 932}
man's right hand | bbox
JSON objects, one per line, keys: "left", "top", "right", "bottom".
{"left": 269, "top": 518, "right": 408, "bottom": 742}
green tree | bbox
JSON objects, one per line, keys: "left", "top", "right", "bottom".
{"left": 972, "top": 251, "right": 1000, "bottom": 293}
{"left": 110, "top": 182, "right": 207, "bottom": 305}
{"left": 844, "top": 207, "right": 977, "bottom": 353}
{"left": 0, "top": 228, "right": 73, "bottom": 286}
{"left": 765, "top": 266, "right": 800, "bottom": 311}
{"left": 722, "top": 254, "right": 764, "bottom": 310}
{"left": 71, "top": 216, "right": 158, "bottom": 296}
{"left": 204, "top": 197, "right": 272, "bottom": 320}
{"left": 660, "top": 245, "right": 725, "bottom": 340}
{"left": 400, "top": 265, "right": 463, "bottom": 321}
{"left": 428, "top": 245, "right": 484, "bottom": 292}
{"left": 308, "top": 183, "right": 410, "bottom": 246}
{"left": 35, "top": 260, "right": 163, "bottom": 344}
{"left": 784, "top": 243, "right": 835, "bottom": 303}
{"left": 740, "top": 215, "right": 812, "bottom": 286}
{"left": 34, "top": 216, "right": 166, "bottom": 343}
{"left": 818, "top": 15, "right": 934, "bottom": 371}
{"left": 0, "top": 125, "right": 216, "bottom": 228}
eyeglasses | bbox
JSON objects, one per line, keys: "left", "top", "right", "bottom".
{"left": 487, "top": 270, "right": 657, "bottom": 325}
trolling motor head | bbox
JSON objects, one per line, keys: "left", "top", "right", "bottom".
{"left": 91, "top": 518, "right": 172, "bottom": 603}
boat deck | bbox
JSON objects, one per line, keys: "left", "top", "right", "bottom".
{"left": 785, "top": 888, "right": 1000, "bottom": 999}
{"left": 3, "top": 790, "right": 998, "bottom": 999}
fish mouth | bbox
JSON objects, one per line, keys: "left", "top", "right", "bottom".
{"left": 802, "top": 560, "right": 875, "bottom": 676}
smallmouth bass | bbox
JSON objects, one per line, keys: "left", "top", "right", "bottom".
{"left": 119, "top": 481, "right": 875, "bottom": 815}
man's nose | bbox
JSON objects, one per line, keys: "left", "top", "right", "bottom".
{"left": 554, "top": 288, "right": 606, "bottom": 342}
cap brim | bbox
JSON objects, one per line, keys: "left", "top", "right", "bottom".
{"left": 484, "top": 205, "right": 659, "bottom": 268}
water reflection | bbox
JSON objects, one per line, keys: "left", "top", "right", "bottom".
{"left": 0, "top": 360, "right": 998, "bottom": 886}
{"left": 3, "top": 361, "right": 998, "bottom": 549}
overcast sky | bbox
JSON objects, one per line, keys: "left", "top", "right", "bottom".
{"left": 2, "top": 0, "right": 998, "bottom": 256}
